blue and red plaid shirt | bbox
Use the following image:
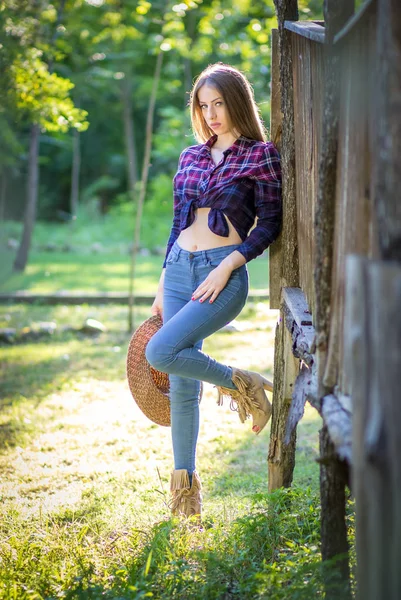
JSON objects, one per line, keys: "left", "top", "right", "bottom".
{"left": 163, "top": 134, "right": 282, "bottom": 267}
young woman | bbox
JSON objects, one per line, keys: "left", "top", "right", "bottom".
{"left": 145, "top": 63, "right": 282, "bottom": 519}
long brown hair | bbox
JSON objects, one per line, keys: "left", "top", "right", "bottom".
{"left": 189, "top": 63, "right": 267, "bottom": 143}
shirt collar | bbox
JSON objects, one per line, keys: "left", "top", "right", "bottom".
{"left": 201, "top": 134, "right": 253, "bottom": 156}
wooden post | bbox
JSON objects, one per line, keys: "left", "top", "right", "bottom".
{"left": 268, "top": 307, "right": 299, "bottom": 490}
{"left": 346, "top": 257, "right": 401, "bottom": 600}
{"left": 314, "top": 0, "right": 355, "bottom": 372}
{"left": 269, "top": 28, "right": 283, "bottom": 309}
{"left": 351, "top": 1, "right": 401, "bottom": 597}
{"left": 319, "top": 425, "right": 350, "bottom": 594}
{"left": 272, "top": 0, "right": 299, "bottom": 292}
{"left": 312, "top": 2, "right": 354, "bottom": 592}
{"left": 268, "top": 0, "right": 299, "bottom": 492}
{"left": 373, "top": 0, "right": 401, "bottom": 262}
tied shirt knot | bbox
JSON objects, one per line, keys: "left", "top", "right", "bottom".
{"left": 180, "top": 199, "right": 230, "bottom": 238}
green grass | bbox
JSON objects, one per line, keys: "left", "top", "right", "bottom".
{"left": 0, "top": 303, "right": 355, "bottom": 599}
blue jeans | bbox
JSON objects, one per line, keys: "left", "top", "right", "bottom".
{"left": 145, "top": 241, "right": 249, "bottom": 476}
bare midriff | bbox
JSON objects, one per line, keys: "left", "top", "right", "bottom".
{"left": 176, "top": 207, "right": 242, "bottom": 252}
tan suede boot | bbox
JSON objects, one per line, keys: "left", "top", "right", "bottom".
{"left": 216, "top": 368, "right": 273, "bottom": 435}
{"left": 169, "top": 469, "right": 203, "bottom": 519}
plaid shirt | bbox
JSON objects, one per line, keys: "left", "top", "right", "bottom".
{"left": 163, "top": 134, "right": 282, "bottom": 267}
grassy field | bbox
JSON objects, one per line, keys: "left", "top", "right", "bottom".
{"left": 0, "top": 217, "right": 269, "bottom": 294}
{"left": 0, "top": 301, "right": 355, "bottom": 599}
{"left": 0, "top": 249, "right": 269, "bottom": 294}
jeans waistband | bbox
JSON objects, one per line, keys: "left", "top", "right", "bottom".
{"left": 170, "top": 240, "right": 241, "bottom": 263}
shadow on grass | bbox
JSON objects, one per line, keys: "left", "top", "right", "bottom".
{"left": 204, "top": 411, "right": 321, "bottom": 499}
{"left": 0, "top": 331, "right": 131, "bottom": 449}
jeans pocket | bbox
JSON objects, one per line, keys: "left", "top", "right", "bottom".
{"left": 166, "top": 250, "right": 179, "bottom": 265}
{"left": 207, "top": 257, "right": 223, "bottom": 268}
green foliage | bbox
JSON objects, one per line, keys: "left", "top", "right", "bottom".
{"left": 298, "top": 0, "right": 324, "bottom": 19}
{"left": 9, "top": 48, "right": 89, "bottom": 132}
{"left": 0, "top": 0, "right": 326, "bottom": 223}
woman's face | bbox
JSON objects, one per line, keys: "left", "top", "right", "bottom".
{"left": 197, "top": 84, "right": 231, "bottom": 136}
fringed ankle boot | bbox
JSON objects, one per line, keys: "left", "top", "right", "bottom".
{"left": 216, "top": 368, "right": 273, "bottom": 435}
{"left": 169, "top": 469, "right": 203, "bottom": 519}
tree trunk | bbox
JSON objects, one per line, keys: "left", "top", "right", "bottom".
{"left": 183, "top": 10, "right": 196, "bottom": 102}
{"left": 128, "top": 51, "right": 164, "bottom": 331}
{"left": 13, "top": 124, "right": 40, "bottom": 272}
{"left": 0, "top": 171, "right": 6, "bottom": 225}
{"left": 70, "top": 126, "right": 81, "bottom": 218}
{"left": 121, "top": 74, "right": 138, "bottom": 197}
{"left": 13, "top": 0, "right": 67, "bottom": 272}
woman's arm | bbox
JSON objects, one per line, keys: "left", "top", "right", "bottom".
{"left": 234, "top": 143, "right": 282, "bottom": 262}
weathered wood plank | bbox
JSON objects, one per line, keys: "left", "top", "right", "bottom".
{"left": 333, "top": 0, "right": 375, "bottom": 43}
{"left": 269, "top": 28, "right": 283, "bottom": 309}
{"left": 323, "top": 2, "right": 376, "bottom": 393}
{"left": 282, "top": 287, "right": 315, "bottom": 365}
{"left": 284, "top": 361, "right": 316, "bottom": 444}
{"left": 321, "top": 393, "right": 352, "bottom": 463}
{"left": 280, "top": 287, "right": 317, "bottom": 443}
{"left": 291, "top": 33, "right": 324, "bottom": 317}
{"left": 268, "top": 0, "right": 299, "bottom": 494}
{"left": 282, "top": 287, "right": 313, "bottom": 326}
{"left": 374, "top": 0, "right": 401, "bottom": 262}
{"left": 268, "top": 309, "right": 299, "bottom": 491}
{"left": 313, "top": 7, "right": 356, "bottom": 596}
{"left": 284, "top": 20, "right": 325, "bottom": 43}
{"left": 280, "top": 286, "right": 351, "bottom": 461}
{"left": 347, "top": 256, "right": 401, "bottom": 600}
{"left": 272, "top": 0, "right": 300, "bottom": 293}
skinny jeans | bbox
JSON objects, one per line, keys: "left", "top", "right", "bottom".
{"left": 145, "top": 241, "right": 249, "bottom": 476}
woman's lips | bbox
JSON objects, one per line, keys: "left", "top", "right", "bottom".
{"left": 210, "top": 123, "right": 221, "bottom": 129}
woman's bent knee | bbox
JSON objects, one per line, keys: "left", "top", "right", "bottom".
{"left": 145, "top": 335, "right": 174, "bottom": 372}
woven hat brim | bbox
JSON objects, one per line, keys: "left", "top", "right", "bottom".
{"left": 126, "top": 315, "right": 171, "bottom": 427}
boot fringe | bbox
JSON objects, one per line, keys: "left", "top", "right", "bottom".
{"left": 216, "top": 370, "right": 264, "bottom": 424}
{"left": 169, "top": 470, "right": 202, "bottom": 517}
{"left": 170, "top": 469, "right": 190, "bottom": 492}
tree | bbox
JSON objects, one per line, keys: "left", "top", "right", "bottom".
{"left": 1, "top": 0, "right": 88, "bottom": 271}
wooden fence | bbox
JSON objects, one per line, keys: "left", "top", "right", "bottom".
{"left": 268, "top": 1, "right": 401, "bottom": 597}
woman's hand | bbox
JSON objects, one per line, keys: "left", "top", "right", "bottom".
{"left": 151, "top": 289, "right": 164, "bottom": 318}
{"left": 192, "top": 250, "right": 247, "bottom": 304}
{"left": 151, "top": 269, "right": 165, "bottom": 319}
{"left": 192, "top": 262, "right": 233, "bottom": 304}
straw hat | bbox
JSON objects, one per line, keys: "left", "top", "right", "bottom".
{"left": 126, "top": 315, "right": 202, "bottom": 427}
